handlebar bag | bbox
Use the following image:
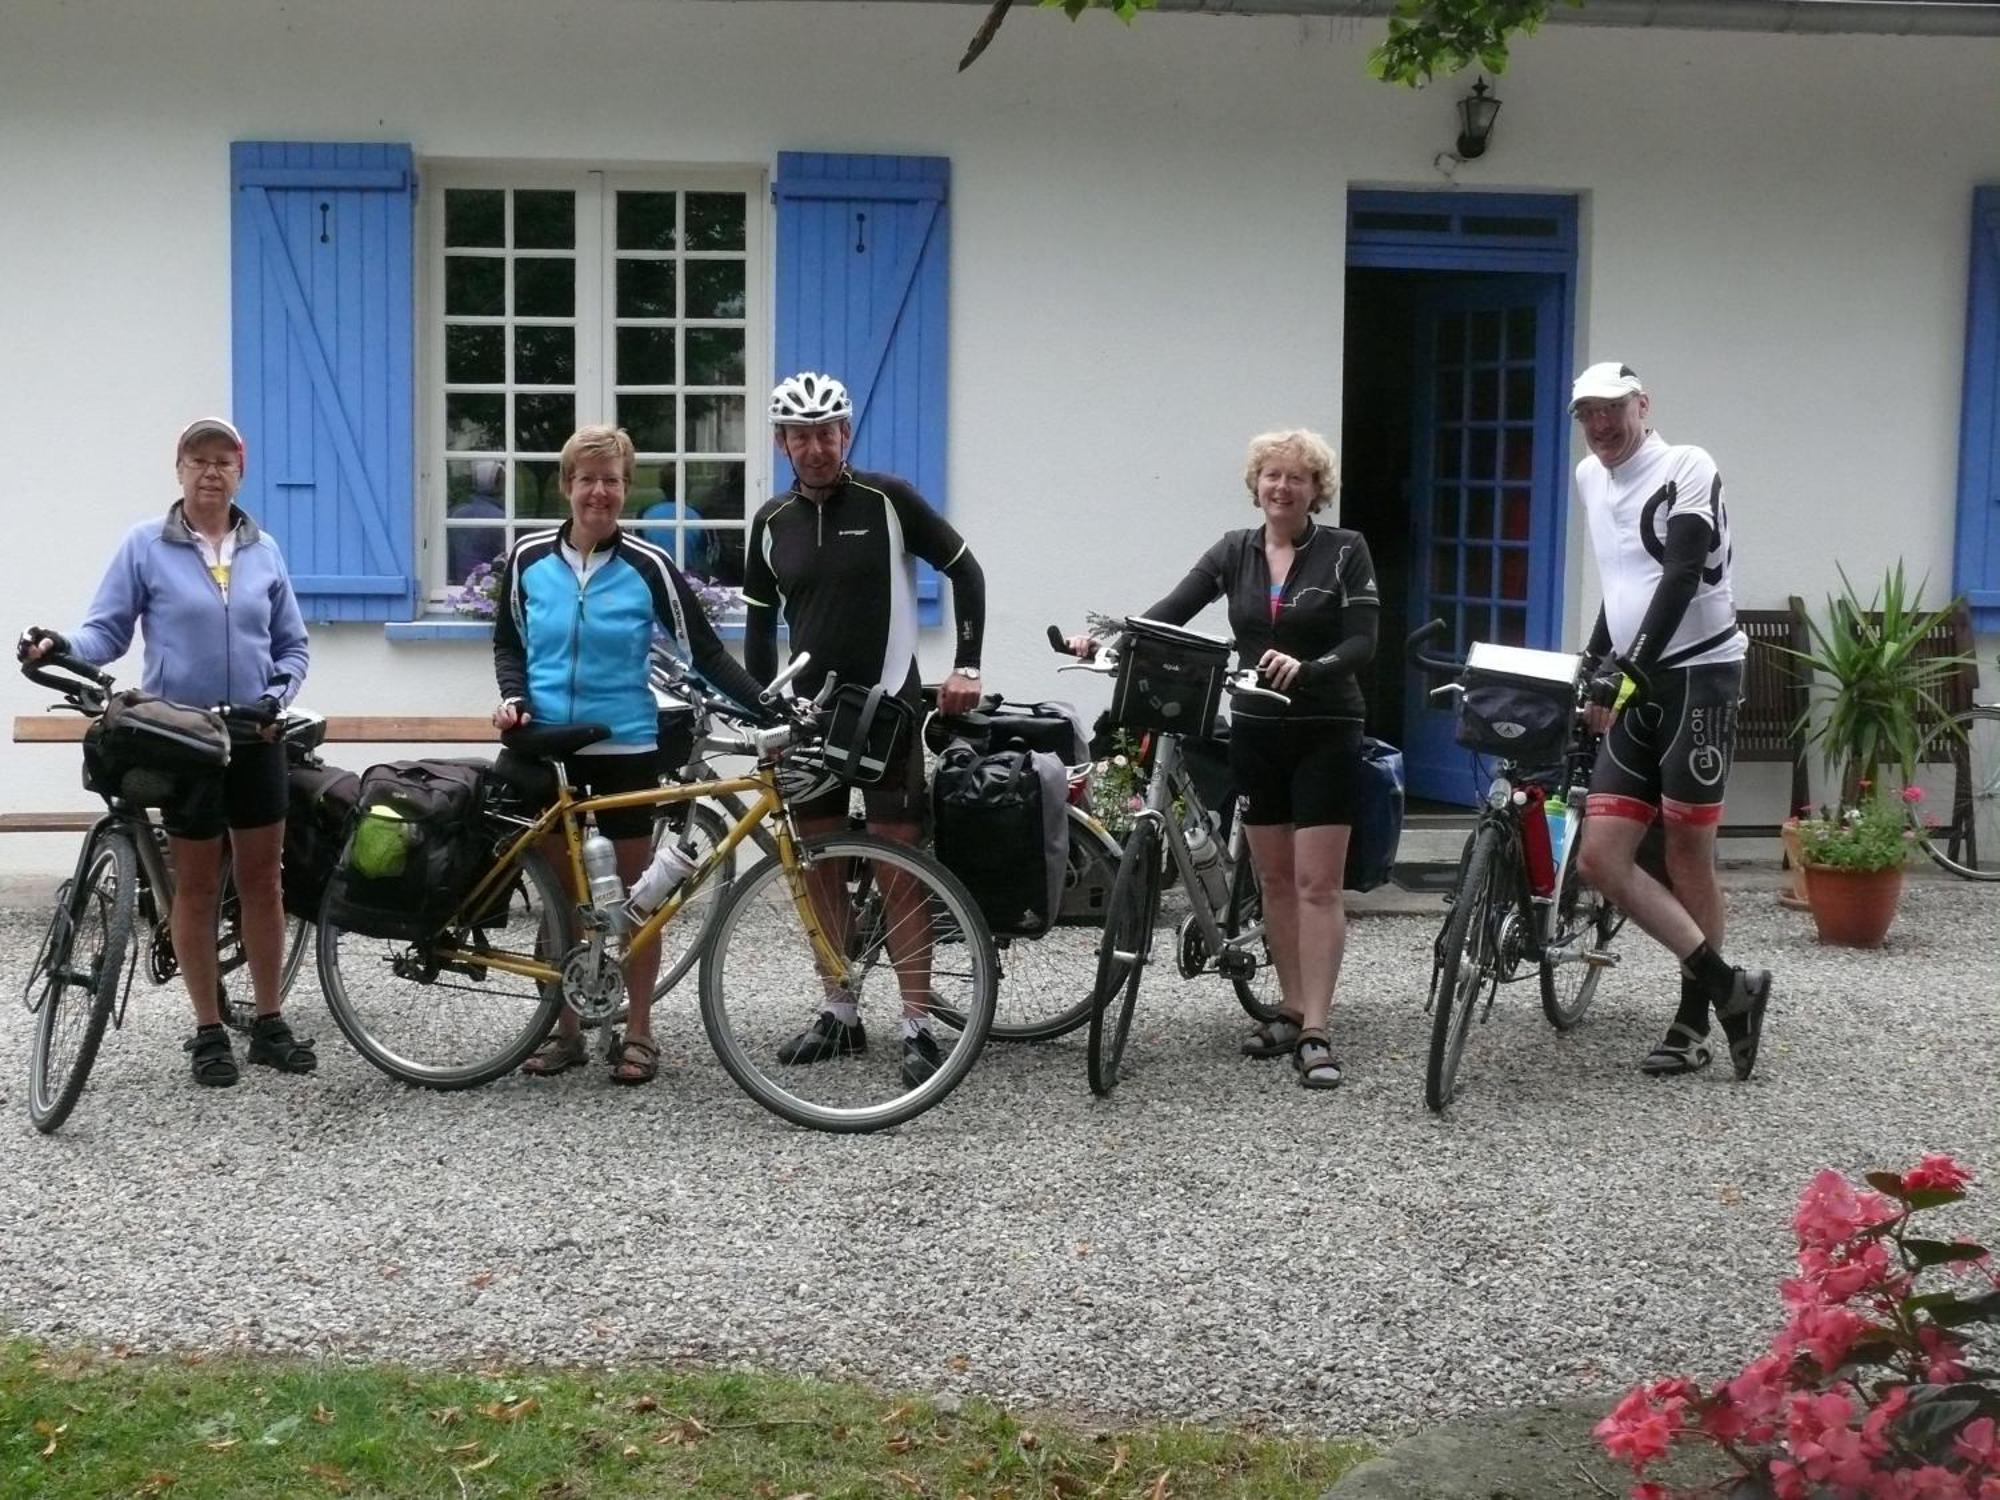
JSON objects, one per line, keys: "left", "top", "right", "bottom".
{"left": 82, "top": 691, "right": 231, "bottom": 807}
{"left": 820, "top": 684, "right": 916, "bottom": 786}
{"left": 326, "top": 759, "right": 489, "bottom": 941}
{"left": 1112, "top": 618, "right": 1231, "bottom": 738}
{"left": 1453, "top": 644, "right": 1580, "bottom": 766}
{"left": 931, "top": 742, "right": 1070, "bottom": 937}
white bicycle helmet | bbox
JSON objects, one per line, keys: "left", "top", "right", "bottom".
{"left": 769, "top": 372, "right": 853, "bottom": 427}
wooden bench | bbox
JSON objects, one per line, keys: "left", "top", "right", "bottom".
{"left": 1725, "top": 600, "right": 1813, "bottom": 839}
{"left": 5, "top": 715, "right": 498, "bottom": 834}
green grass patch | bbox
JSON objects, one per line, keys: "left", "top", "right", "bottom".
{"left": 1, "top": 1338, "right": 1370, "bottom": 1498}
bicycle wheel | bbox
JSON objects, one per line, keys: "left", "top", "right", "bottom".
{"left": 1087, "top": 820, "right": 1161, "bottom": 1097}
{"left": 28, "top": 827, "right": 138, "bottom": 1133}
{"left": 1918, "top": 706, "right": 2000, "bottom": 880}
{"left": 649, "top": 800, "right": 736, "bottom": 1000}
{"left": 975, "top": 808, "right": 1122, "bottom": 1043}
{"left": 1224, "top": 846, "right": 1283, "bottom": 1023}
{"left": 318, "top": 845, "right": 570, "bottom": 1089}
{"left": 1425, "top": 824, "right": 1501, "bottom": 1113}
{"left": 1538, "top": 850, "right": 1621, "bottom": 1030}
{"left": 699, "top": 832, "right": 998, "bottom": 1133}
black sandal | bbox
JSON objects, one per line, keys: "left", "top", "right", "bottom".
{"left": 184, "top": 1025, "right": 239, "bottom": 1088}
{"left": 1292, "top": 1028, "right": 1343, "bottom": 1090}
{"left": 1639, "top": 1021, "right": 1714, "bottom": 1077}
{"left": 245, "top": 1013, "right": 318, "bottom": 1075}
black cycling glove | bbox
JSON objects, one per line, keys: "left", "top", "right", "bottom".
{"left": 16, "top": 626, "right": 67, "bottom": 663}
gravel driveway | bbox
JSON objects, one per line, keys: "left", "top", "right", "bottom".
{"left": 1, "top": 878, "right": 1994, "bottom": 1440}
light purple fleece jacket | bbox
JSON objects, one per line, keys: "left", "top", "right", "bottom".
{"left": 68, "top": 502, "right": 310, "bottom": 709}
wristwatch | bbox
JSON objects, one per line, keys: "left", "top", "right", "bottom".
{"left": 954, "top": 666, "right": 981, "bottom": 680}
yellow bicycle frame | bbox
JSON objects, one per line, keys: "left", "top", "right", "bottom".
{"left": 427, "top": 765, "right": 852, "bottom": 990}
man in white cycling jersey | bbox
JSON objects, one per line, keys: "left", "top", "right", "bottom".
{"left": 1568, "top": 362, "right": 1771, "bottom": 1082}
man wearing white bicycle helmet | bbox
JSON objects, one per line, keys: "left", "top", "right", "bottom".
{"left": 1568, "top": 361, "right": 1771, "bottom": 1083}
{"left": 745, "top": 371, "right": 987, "bottom": 1087}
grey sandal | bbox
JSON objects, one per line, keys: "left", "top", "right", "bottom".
{"left": 1292, "top": 1028, "right": 1343, "bottom": 1090}
{"left": 1640, "top": 1021, "right": 1714, "bottom": 1077}
{"left": 1242, "top": 1014, "right": 1303, "bottom": 1058}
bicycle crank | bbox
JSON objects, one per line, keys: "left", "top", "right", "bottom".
{"left": 1176, "top": 916, "right": 1211, "bottom": 979}
{"left": 560, "top": 941, "right": 625, "bottom": 1023}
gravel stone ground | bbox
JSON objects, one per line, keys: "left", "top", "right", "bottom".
{"left": 1, "top": 877, "right": 1994, "bottom": 1441}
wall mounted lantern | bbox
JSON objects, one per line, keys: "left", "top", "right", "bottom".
{"left": 1455, "top": 77, "right": 1502, "bottom": 160}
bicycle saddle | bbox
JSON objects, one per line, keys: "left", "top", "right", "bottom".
{"left": 499, "top": 722, "right": 611, "bottom": 760}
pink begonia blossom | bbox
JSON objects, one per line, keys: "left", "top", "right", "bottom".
{"left": 1794, "top": 1170, "right": 1902, "bottom": 1252}
{"left": 1860, "top": 1384, "right": 1910, "bottom": 1451}
{"left": 1768, "top": 1458, "right": 1811, "bottom": 1500}
{"left": 1597, "top": 1389, "right": 1674, "bottom": 1472}
{"left": 1873, "top": 1466, "right": 1980, "bottom": 1500}
{"left": 1902, "top": 784, "right": 1927, "bottom": 804}
{"left": 1776, "top": 1302, "right": 1872, "bottom": 1372}
{"left": 1904, "top": 1155, "right": 1974, "bottom": 1194}
{"left": 1957, "top": 1416, "right": 2000, "bottom": 1472}
{"left": 1793, "top": 1237, "right": 1901, "bottom": 1308}
{"left": 1628, "top": 1484, "right": 1670, "bottom": 1500}
{"left": 1784, "top": 1387, "right": 1887, "bottom": 1491}
{"left": 1920, "top": 1324, "right": 1970, "bottom": 1382}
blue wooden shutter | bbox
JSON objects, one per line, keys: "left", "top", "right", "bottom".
{"left": 774, "top": 153, "right": 950, "bottom": 619}
{"left": 232, "top": 141, "right": 416, "bottom": 622}
{"left": 1956, "top": 186, "right": 2000, "bottom": 634}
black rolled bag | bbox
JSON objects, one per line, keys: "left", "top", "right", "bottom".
{"left": 323, "top": 759, "right": 490, "bottom": 940}
{"left": 280, "top": 762, "right": 362, "bottom": 919}
{"left": 931, "top": 741, "right": 1070, "bottom": 938}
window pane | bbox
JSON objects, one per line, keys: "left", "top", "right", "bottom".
{"left": 1505, "top": 368, "right": 1535, "bottom": 422}
{"left": 686, "top": 395, "right": 745, "bottom": 453}
{"left": 1470, "top": 368, "right": 1500, "bottom": 422}
{"left": 686, "top": 261, "right": 745, "bottom": 319}
{"left": 686, "top": 461, "right": 745, "bottom": 520}
{"left": 515, "top": 325, "right": 575, "bottom": 386}
{"left": 1504, "top": 428, "right": 1534, "bottom": 481}
{"left": 700, "top": 528, "right": 746, "bottom": 586}
{"left": 445, "top": 190, "right": 504, "bottom": 249}
{"left": 514, "top": 190, "right": 574, "bottom": 250}
{"left": 1432, "top": 487, "right": 1458, "bottom": 539}
{"left": 1502, "top": 488, "right": 1531, "bottom": 541}
{"left": 442, "top": 524, "right": 508, "bottom": 586}
{"left": 619, "top": 394, "right": 677, "bottom": 452}
{"left": 1500, "top": 548, "right": 1529, "bottom": 602}
{"left": 445, "top": 393, "right": 504, "bottom": 452}
{"left": 618, "top": 260, "right": 676, "bottom": 319}
{"left": 686, "top": 328, "right": 745, "bottom": 386}
{"left": 1467, "top": 547, "right": 1493, "bottom": 599}
{"left": 686, "top": 193, "right": 746, "bottom": 251}
{"left": 1467, "top": 490, "right": 1494, "bottom": 540}
{"left": 629, "top": 461, "right": 675, "bottom": 512}
{"left": 1434, "top": 428, "right": 1461, "bottom": 480}
{"left": 1430, "top": 546, "right": 1457, "bottom": 597}
{"left": 617, "top": 192, "right": 678, "bottom": 252}
{"left": 1505, "top": 307, "right": 1536, "bottom": 358}
{"left": 514, "top": 258, "right": 574, "bottom": 317}
{"left": 446, "top": 256, "right": 504, "bottom": 316}
{"left": 517, "top": 460, "right": 564, "bottom": 520}
{"left": 1496, "top": 606, "right": 1528, "bottom": 646}
{"left": 1468, "top": 432, "right": 1498, "bottom": 481}
{"left": 617, "top": 326, "right": 677, "bottom": 387}
{"left": 446, "top": 325, "right": 505, "bottom": 385}
{"left": 514, "top": 392, "right": 573, "bottom": 454}
{"left": 1470, "top": 309, "right": 1502, "bottom": 361}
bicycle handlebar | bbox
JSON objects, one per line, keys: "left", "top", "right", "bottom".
{"left": 1047, "top": 622, "right": 1290, "bottom": 708}
{"left": 1406, "top": 618, "right": 1463, "bottom": 680}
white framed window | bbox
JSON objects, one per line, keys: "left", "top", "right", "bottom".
{"left": 420, "top": 165, "right": 768, "bottom": 599}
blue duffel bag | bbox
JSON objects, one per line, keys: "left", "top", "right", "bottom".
{"left": 1343, "top": 737, "right": 1405, "bottom": 893}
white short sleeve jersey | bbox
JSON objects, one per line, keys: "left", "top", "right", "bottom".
{"left": 1575, "top": 430, "right": 1746, "bottom": 669}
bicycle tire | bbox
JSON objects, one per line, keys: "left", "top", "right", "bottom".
{"left": 318, "top": 843, "right": 570, "bottom": 1090}
{"left": 1917, "top": 706, "right": 2000, "bottom": 881}
{"left": 1538, "top": 851, "right": 1619, "bottom": 1030}
{"left": 1087, "top": 820, "right": 1161, "bottom": 1097}
{"left": 1224, "top": 847, "right": 1283, "bottom": 1023}
{"left": 698, "top": 832, "right": 998, "bottom": 1133}
{"left": 1425, "top": 824, "right": 1501, "bottom": 1113}
{"left": 28, "top": 827, "right": 137, "bottom": 1134}
{"left": 969, "top": 808, "right": 1122, "bottom": 1044}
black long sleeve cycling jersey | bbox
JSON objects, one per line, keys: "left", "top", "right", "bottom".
{"left": 1142, "top": 520, "right": 1380, "bottom": 723}
{"left": 742, "top": 467, "right": 983, "bottom": 702}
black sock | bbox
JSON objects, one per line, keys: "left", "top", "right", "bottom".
{"left": 1679, "top": 942, "right": 1734, "bottom": 1000}
{"left": 196, "top": 1021, "right": 226, "bottom": 1037}
{"left": 1672, "top": 974, "right": 1710, "bottom": 1036}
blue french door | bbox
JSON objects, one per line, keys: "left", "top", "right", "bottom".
{"left": 1403, "top": 274, "right": 1566, "bottom": 803}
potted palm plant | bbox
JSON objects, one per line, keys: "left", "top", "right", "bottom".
{"left": 1787, "top": 562, "right": 1971, "bottom": 946}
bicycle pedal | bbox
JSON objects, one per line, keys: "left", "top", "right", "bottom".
{"left": 1582, "top": 950, "right": 1620, "bottom": 969}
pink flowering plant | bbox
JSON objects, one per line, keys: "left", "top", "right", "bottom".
{"left": 1597, "top": 1155, "right": 2000, "bottom": 1498}
{"left": 1794, "top": 784, "right": 1926, "bottom": 874}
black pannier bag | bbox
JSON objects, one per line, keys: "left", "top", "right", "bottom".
{"left": 82, "top": 691, "right": 231, "bottom": 807}
{"left": 325, "top": 759, "right": 489, "bottom": 940}
{"left": 1112, "top": 617, "right": 1232, "bottom": 738}
{"left": 932, "top": 743, "right": 1070, "bottom": 937}
{"left": 1342, "top": 737, "right": 1406, "bottom": 893}
{"left": 1453, "top": 642, "right": 1580, "bottom": 767}
{"left": 819, "top": 684, "right": 917, "bottom": 786}
{"left": 932, "top": 699, "right": 1090, "bottom": 765}
{"left": 280, "top": 762, "right": 361, "bottom": 919}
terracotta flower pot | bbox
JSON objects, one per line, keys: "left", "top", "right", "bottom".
{"left": 1778, "top": 818, "right": 1812, "bottom": 911}
{"left": 1803, "top": 863, "right": 1906, "bottom": 948}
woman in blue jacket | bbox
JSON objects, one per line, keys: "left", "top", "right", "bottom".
{"left": 19, "top": 418, "right": 315, "bottom": 1086}
{"left": 492, "top": 424, "right": 766, "bottom": 1085}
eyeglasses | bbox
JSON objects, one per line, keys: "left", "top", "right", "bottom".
{"left": 179, "top": 456, "right": 240, "bottom": 474}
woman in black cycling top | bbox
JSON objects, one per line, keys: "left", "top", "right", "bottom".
{"left": 1067, "top": 429, "right": 1378, "bottom": 1088}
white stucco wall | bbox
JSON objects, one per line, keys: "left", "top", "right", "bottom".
{"left": 3, "top": 0, "right": 1996, "bottom": 868}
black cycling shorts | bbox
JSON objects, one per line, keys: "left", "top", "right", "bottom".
{"left": 561, "top": 749, "right": 664, "bottom": 841}
{"left": 163, "top": 738, "right": 288, "bottom": 841}
{"left": 1227, "top": 717, "right": 1362, "bottom": 829}
{"left": 1588, "top": 659, "right": 1744, "bottom": 828}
